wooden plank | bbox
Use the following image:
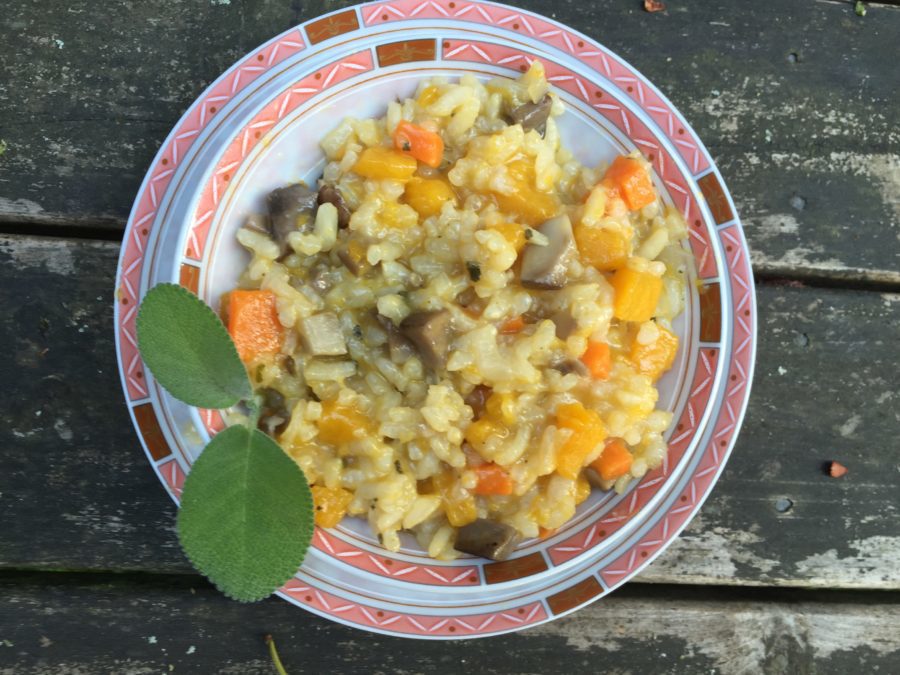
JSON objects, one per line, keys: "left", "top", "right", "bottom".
{"left": 1, "top": 1, "right": 898, "bottom": 279}
{"left": 0, "top": 234, "right": 898, "bottom": 589}
{"left": 0, "top": 574, "right": 898, "bottom": 673}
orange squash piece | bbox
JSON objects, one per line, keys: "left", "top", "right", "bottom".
{"left": 353, "top": 146, "right": 418, "bottom": 181}
{"left": 226, "top": 290, "right": 283, "bottom": 362}
{"left": 317, "top": 401, "right": 369, "bottom": 445}
{"left": 610, "top": 266, "right": 663, "bottom": 322}
{"left": 434, "top": 470, "right": 477, "bottom": 527}
{"left": 555, "top": 402, "right": 607, "bottom": 479}
{"left": 574, "top": 224, "right": 631, "bottom": 271}
{"left": 403, "top": 176, "right": 456, "bottom": 218}
{"left": 311, "top": 485, "right": 353, "bottom": 528}
{"left": 492, "top": 159, "right": 559, "bottom": 225}
{"left": 630, "top": 325, "right": 679, "bottom": 380}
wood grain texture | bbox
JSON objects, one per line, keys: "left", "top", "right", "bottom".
{"left": 1, "top": 1, "right": 898, "bottom": 279}
{"left": 1, "top": 234, "right": 897, "bottom": 589}
{"left": 0, "top": 574, "right": 898, "bottom": 674}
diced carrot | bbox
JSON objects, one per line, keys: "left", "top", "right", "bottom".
{"left": 602, "top": 156, "right": 656, "bottom": 211}
{"left": 500, "top": 315, "right": 526, "bottom": 334}
{"left": 393, "top": 120, "right": 445, "bottom": 168}
{"left": 580, "top": 340, "right": 611, "bottom": 379}
{"left": 610, "top": 266, "right": 663, "bottom": 322}
{"left": 473, "top": 463, "right": 514, "bottom": 496}
{"left": 590, "top": 438, "right": 633, "bottom": 481}
{"left": 226, "top": 290, "right": 283, "bottom": 362}
{"left": 555, "top": 402, "right": 607, "bottom": 479}
{"left": 353, "top": 146, "right": 418, "bottom": 181}
{"left": 538, "top": 526, "right": 557, "bottom": 539}
{"left": 311, "top": 485, "right": 353, "bottom": 528}
{"left": 630, "top": 325, "right": 679, "bottom": 380}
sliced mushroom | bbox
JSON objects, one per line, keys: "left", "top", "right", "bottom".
{"left": 455, "top": 519, "right": 520, "bottom": 561}
{"left": 372, "top": 310, "right": 416, "bottom": 362}
{"left": 399, "top": 309, "right": 452, "bottom": 370}
{"left": 309, "top": 263, "right": 336, "bottom": 294}
{"left": 508, "top": 94, "right": 552, "bottom": 135}
{"left": 258, "top": 387, "right": 290, "bottom": 437}
{"left": 519, "top": 215, "right": 575, "bottom": 290}
{"left": 551, "top": 358, "right": 589, "bottom": 377}
{"left": 464, "top": 384, "right": 492, "bottom": 420}
{"left": 266, "top": 184, "right": 318, "bottom": 253}
{"left": 551, "top": 309, "right": 577, "bottom": 340}
{"left": 317, "top": 184, "right": 351, "bottom": 229}
{"left": 585, "top": 467, "right": 606, "bottom": 488}
{"left": 336, "top": 239, "right": 368, "bottom": 276}
{"left": 300, "top": 312, "right": 347, "bottom": 356}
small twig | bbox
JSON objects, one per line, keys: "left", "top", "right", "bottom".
{"left": 265, "top": 634, "right": 289, "bottom": 675}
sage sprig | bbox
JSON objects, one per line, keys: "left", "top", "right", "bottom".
{"left": 136, "top": 283, "right": 313, "bottom": 602}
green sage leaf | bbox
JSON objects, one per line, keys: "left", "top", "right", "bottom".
{"left": 177, "top": 425, "right": 314, "bottom": 602}
{"left": 136, "top": 283, "right": 252, "bottom": 408}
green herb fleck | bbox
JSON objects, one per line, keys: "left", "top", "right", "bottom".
{"left": 855, "top": 0, "right": 866, "bottom": 16}
{"left": 0, "top": 140, "right": 7, "bottom": 157}
{"left": 524, "top": 228, "right": 534, "bottom": 240}
{"left": 466, "top": 261, "right": 482, "bottom": 282}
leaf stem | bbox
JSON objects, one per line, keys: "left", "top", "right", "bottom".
{"left": 246, "top": 396, "right": 263, "bottom": 430}
{"left": 265, "top": 634, "right": 289, "bottom": 675}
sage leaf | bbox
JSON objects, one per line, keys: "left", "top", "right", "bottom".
{"left": 136, "top": 283, "right": 252, "bottom": 408}
{"left": 177, "top": 425, "right": 314, "bottom": 602}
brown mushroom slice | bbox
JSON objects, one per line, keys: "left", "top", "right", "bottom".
{"left": 519, "top": 215, "right": 575, "bottom": 290}
{"left": 317, "top": 184, "right": 351, "bottom": 229}
{"left": 300, "top": 312, "right": 347, "bottom": 356}
{"left": 455, "top": 519, "right": 520, "bottom": 561}
{"left": 509, "top": 94, "right": 552, "bottom": 134}
{"left": 399, "top": 309, "right": 452, "bottom": 370}
{"left": 372, "top": 310, "right": 416, "bottom": 361}
{"left": 551, "top": 309, "right": 577, "bottom": 340}
{"left": 266, "top": 184, "right": 318, "bottom": 253}
{"left": 584, "top": 467, "right": 606, "bottom": 489}
{"left": 551, "top": 358, "right": 589, "bottom": 377}
{"left": 336, "top": 239, "right": 369, "bottom": 277}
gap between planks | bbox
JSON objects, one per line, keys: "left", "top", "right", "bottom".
{"left": 1, "top": 228, "right": 897, "bottom": 292}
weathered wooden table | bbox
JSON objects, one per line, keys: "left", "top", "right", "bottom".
{"left": 2, "top": 0, "right": 898, "bottom": 672}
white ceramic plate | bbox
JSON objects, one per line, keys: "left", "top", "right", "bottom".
{"left": 115, "top": 0, "right": 756, "bottom": 639}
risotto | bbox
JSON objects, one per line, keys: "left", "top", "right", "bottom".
{"left": 225, "top": 62, "right": 691, "bottom": 561}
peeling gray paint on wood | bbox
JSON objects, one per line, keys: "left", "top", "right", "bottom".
{"left": 0, "top": 234, "right": 897, "bottom": 591}
{"left": 0, "top": 576, "right": 897, "bottom": 675}
{"left": 1, "top": 0, "right": 898, "bottom": 280}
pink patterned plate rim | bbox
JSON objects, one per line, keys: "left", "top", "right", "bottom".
{"left": 114, "top": 0, "right": 756, "bottom": 639}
